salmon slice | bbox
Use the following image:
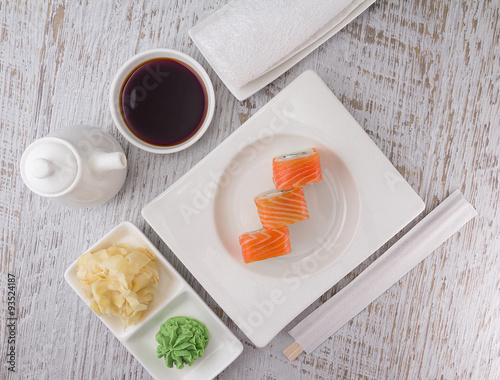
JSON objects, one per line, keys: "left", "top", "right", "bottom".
{"left": 239, "top": 227, "right": 291, "bottom": 263}
{"left": 254, "top": 188, "right": 309, "bottom": 230}
{"left": 272, "top": 148, "right": 323, "bottom": 190}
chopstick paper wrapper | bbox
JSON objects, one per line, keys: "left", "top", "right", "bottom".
{"left": 190, "top": 0, "right": 373, "bottom": 99}
{"left": 284, "top": 190, "right": 477, "bottom": 361}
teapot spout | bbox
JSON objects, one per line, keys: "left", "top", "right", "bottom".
{"left": 90, "top": 150, "right": 127, "bottom": 173}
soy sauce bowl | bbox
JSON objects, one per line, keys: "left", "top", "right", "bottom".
{"left": 109, "top": 49, "right": 215, "bottom": 154}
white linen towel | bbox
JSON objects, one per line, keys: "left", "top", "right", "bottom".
{"left": 191, "top": 0, "right": 365, "bottom": 90}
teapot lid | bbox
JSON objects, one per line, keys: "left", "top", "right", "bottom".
{"left": 20, "top": 137, "right": 79, "bottom": 196}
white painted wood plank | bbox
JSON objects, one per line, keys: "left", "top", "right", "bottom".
{"left": 0, "top": 0, "right": 498, "bottom": 379}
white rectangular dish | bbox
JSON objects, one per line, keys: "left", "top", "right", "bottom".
{"left": 142, "top": 70, "right": 425, "bottom": 347}
{"left": 64, "top": 221, "right": 243, "bottom": 380}
{"left": 189, "top": 0, "right": 377, "bottom": 100}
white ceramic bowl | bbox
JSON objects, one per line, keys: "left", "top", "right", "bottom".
{"left": 109, "top": 49, "right": 215, "bottom": 154}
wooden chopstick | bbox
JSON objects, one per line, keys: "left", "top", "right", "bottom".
{"left": 283, "top": 341, "right": 304, "bottom": 361}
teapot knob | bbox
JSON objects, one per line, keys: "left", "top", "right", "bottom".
{"left": 30, "top": 158, "right": 54, "bottom": 179}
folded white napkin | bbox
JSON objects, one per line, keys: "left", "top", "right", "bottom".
{"left": 191, "top": 0, "right": 365, "bottom": 90}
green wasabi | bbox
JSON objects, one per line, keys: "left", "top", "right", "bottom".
{"left": 155, "top": 316, "right": 210, "bottom": 369}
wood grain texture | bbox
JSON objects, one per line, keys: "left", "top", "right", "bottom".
{"left": 1, "top": 0, "right": 499, "bottom": 379}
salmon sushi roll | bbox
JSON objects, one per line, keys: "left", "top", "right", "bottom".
{"left": 254, "top": 188, "right": 309, "bottom": 230}
{"left": 239, "top": 227, "right": 291, "bottom": 263}
{"left": 272, "top": 148, "right": 323, "bottom": 190}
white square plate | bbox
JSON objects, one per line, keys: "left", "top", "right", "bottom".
{"left": 189, "top": 0, "right": 376, "bottom": 100}
{"left": 142, "top": 70, "right": 425, "bottom": 347}
{"left": 64, "top": 221, "right": 243, "bottom": 380}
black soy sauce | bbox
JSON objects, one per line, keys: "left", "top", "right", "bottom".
{"left": 120, "top": 58, "right": 208, "bottom": 146}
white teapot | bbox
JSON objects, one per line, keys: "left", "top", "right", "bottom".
{"left": 20, "top": 126, "right": 127, "bottom": 207}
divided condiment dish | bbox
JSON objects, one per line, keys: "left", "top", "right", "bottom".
{"left": 64, "top": 221, "right": 242, "bottom": 380}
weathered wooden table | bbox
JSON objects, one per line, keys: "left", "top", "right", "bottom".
{"left": 1, "top": 1, "right": 499, "bottom": 379}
